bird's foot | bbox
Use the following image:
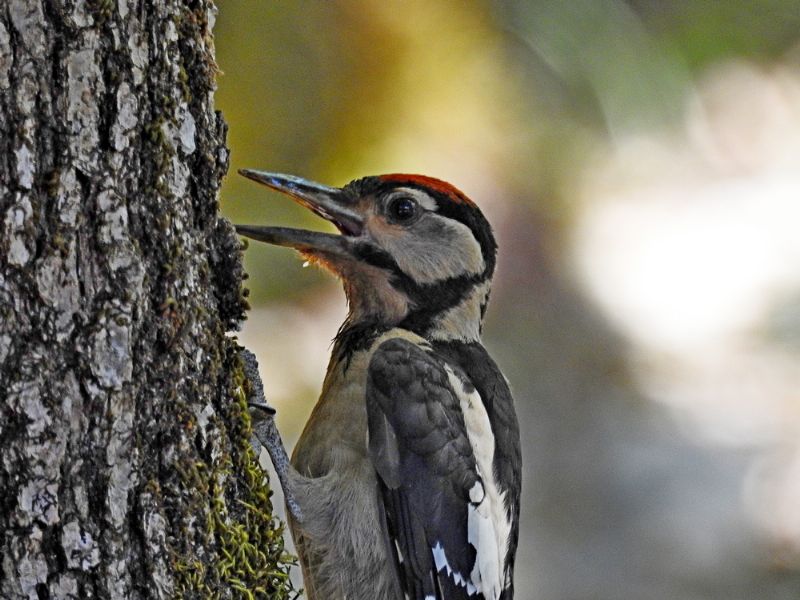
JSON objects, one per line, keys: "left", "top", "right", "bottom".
{"left": 239, "top": 347, "right": 304, "bottom": 522}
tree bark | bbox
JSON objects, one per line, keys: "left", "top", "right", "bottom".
{"left": 0, "top": 1, "right": 293, "bottom": 598}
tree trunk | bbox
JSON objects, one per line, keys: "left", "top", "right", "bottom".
{"left": 0, "top": 1, "right": 293, "bottom": 598}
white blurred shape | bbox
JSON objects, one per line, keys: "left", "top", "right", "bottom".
{"left": 575, "top": 61, "right": 800, "bottom": 355}
{"left": 573, "top": 59, "right": 800, "bottom": 561}
{"left": 578, "top": 170, "right": 800, "bottom": 354}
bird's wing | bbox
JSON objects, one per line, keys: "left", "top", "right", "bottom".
{"left": 367, "top": 337, "right": 510, "bottom": 600}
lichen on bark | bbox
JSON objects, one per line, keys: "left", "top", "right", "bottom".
{"left": 0, "top": 1, "right": 294, "bottom": 598}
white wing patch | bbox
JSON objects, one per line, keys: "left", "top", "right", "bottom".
{"left": 445, "top": 366, "right": 511, "bottom": 600}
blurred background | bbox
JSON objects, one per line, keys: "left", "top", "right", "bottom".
{"left": 216, "top": 2, "right": 800, "bottom": 598}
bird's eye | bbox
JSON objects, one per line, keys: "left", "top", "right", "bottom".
{"left": 387, "top": 197, "right": 418, "bottom": 223}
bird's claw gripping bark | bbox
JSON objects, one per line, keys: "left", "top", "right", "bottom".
{"left": 240, "top": 347, "right": 275, "bottom": 415}
{"left": 239, "top": 348, "right": 303, "bottom": 522}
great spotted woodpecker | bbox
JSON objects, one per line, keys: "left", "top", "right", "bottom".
{"left": 237, "top": 170, "right": 521, "bottom": 600}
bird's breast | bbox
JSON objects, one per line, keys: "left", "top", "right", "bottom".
{"left": 291, "top": 327, "right": 430, "bottom": 478}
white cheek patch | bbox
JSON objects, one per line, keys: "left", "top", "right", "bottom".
{"left": 376, "top": 214, "right": 485, "bottom": 284}
{"left": 366, "top": 188, "right": 485, "bottom": 284}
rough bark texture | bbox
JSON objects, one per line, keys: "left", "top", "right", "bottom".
{"left": 0, "top": 1, "right": 293, "bottom": 598}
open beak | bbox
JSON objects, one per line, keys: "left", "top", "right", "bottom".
{"left": 235, "top": 170, "right": 364, "bottom": 258}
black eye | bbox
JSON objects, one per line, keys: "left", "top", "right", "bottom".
{"left": 388, "top": 197, "right": 418, "bottom": 222}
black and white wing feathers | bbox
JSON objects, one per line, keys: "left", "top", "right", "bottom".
{"left": 367, "top": 337, "right": 511, "bottom": 600}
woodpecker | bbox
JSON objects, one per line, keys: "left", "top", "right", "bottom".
{"left": 237, "top": 170, "right": 521, "bottom": 600}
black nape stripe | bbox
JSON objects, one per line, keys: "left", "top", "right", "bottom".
{"left": 398, "top": 273, "right": 485, "bottom": 335}
{"left": 336, "top": 242, "right": 487, "bottom": 365}
{"left": 351, "top": 240, "right": 486, "bottom": 337}
{"left": 334, "top": 268, "right": 487, "bottom": 366}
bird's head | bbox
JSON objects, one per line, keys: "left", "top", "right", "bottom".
{"left": 236, "top": 170, "right": 497, "bottom": 342}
